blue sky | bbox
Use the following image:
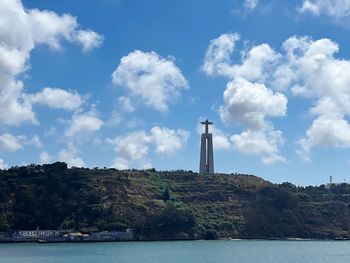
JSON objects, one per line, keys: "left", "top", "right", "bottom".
{"left": 2, "top": 0, "right": 350, "bottom": 186}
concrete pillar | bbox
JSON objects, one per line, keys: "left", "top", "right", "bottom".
{"left": 199, "top": 133, "right": 214, "bottom": 174}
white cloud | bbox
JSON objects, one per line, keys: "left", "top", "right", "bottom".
{"left": 65, "top": 109, "right": 103, "bottom": 137}
{"left": 0, "top": 158, "right": 8, "bottom": 169}
{"left": 150, "top": 126, "right": 190, "bottom": 154}
{"left": 107, "top": 126, "right": 190, "bottom": 169}
{"left": 45, "top": 127, "right": 56, "bottom": 136}
{"left": 0, "top": 0, "right": 102, "bottom": 126}
{"left": 107, "top": 130, "right": 151, "bottom": 169}
{"left": 203, "top": 33, "right": 287, "bottom": 163}
{"left": 244, "top": 0, "right": 259, "bottom": 11}
{"left": 212, "top": 129, "right": 232, "bottom": 150}
{"left": 118, "top": 96, "right": 134, "bottom": 113}
{"left": 27, "top": 7, "right": 103, "bottom": 51}
{"left": 217, "top": 76, "right": 286, "bottom": 163}
{"left": 196, "top": 117, "right": 284, "bottom": 162}
{"left": 202, "top": 33, "right": 240, "bottom": 77}
{"left": 111, "top": 157, "right": 130, "bottom": 170}
{"left": 0, "top": 133, "right": 24, "bottom": 152}
{"left": 0, "top": 133, "right": 43, "bottom": 153}
{"left": 112, "top": 50, "right": 189, "bottom": 112}
{"left": 299, "top": 0, "right": 350, "bottom": 21}
{"left": 26, "top": 135, "right": 42, "bottom": 148}
{"left": 202, "top": 33, "right": 280, "bottom": 81}
{"left": 230, "top": 126, "right": 286, "bottom": 164}
{"left": 0, "top": 81, "right": 37, "bottom": 126}
{"left": 107, "top": 130, "right": 151, "bottom": 161}
{"left": 29, "top": 87, "right": 84, "bottom": 110}
{"left": 40, "top": 151, "right": 51, "bottom": 164}
{"left": 75, "top": 30, "right": 104, "bottom": 52}
{"left": 271, "top": 36, "right": 350, "bottom": 160}
{"left": 220, "top": 78, "right": 287, "bottom": 130}
{"left": 58, "top": 143, "right": 85, "bottom": 167}
{"left": 127, "top": 119, "right": 139, "bottom": 129}
{"left": 203, "top": 33, "right": 350, "bottom": 161}
{"left": 298, "top": 117, "right": 350, "bottom": 159}
{"left": 106, "top": 111, "right": 123, "bottom": 127}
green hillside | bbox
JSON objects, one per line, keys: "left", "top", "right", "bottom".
{"left": 1, "top": 162, "right": 350, "bottom": 240}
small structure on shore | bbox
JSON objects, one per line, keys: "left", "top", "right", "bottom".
{"left": 3, "top": 229, "right": 133, "bottom": 243}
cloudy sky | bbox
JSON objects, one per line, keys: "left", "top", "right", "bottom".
{"left": 2, "top": 0, "right": 350, "bottom": 185}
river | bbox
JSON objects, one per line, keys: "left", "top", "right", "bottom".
{"left": 1, "top": 240, "right": 350, "bottom": 263}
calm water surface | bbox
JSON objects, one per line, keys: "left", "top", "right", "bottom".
{"left": 1, "top": 240, "right": 350, "bottom": 263}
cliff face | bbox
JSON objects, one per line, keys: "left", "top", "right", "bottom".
{"left": 1, "top": 162, "right": 350, "bottom": 240}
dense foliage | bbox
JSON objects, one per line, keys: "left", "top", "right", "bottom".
{"left": 1, "top": 163, "right": 350, "bottom": 239}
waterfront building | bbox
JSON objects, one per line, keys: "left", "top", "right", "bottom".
{"left": 91, "top": 231, "right": 134, "bottom": 241}
{"left": 17, "top": 229, "right": 60, "bottom": 238}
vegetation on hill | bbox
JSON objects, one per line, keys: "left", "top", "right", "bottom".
{"left": 1, "top": 162, "right": 350, "bottom": 240}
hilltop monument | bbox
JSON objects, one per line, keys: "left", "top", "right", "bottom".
{"left": 199, "top": 119, "right": 214, "bottom": 174}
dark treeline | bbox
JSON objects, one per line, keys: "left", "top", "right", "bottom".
{"left": 1, "top": 162, "right": 350, "bottom": 240}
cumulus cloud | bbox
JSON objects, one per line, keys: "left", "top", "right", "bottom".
{"left": 106, "top": 130, "right": 152, "bottom": 169}
{"left": 29, "top": 87, "right": 84, "bottom": 110}
{"left": 111, "top": 157, "right": 130, "bottom": 170}
{"left": 25, "top": 135, "right": 42, "bottom": 148}
{"left": 230, "top": 126, "right": 286, "bottom": 164}
{"left": 106, "top": 126, "right": 190, "bottom": 169}
{"left": 196, "top": 119, "right": 284, "bottom": 162}
{"left": 0, "top": 0, "right": 102, "bottom": 126}
{"left": 203, "top": 34, "right": 287, "bottom": 163}
{"left": 40, "top": 151, "right": 51, "bottom": 164}
{"left": 0, "top": 133, "right": 42, "bottom": 152}
{"left": 212, "top": 129, "right": 232, "bottom": 150}
{"left": 106, "top": 111, "right": 123, "bottom": 127}
{"left": 75, "top": 30, "right": 104, "bottom": 52}
{"left": 220, "top": 79, "right": 286, "bottom": 162}
{"left": 150, "top": 127, "right": 190, "bottom": 154}
{"left": 202, "top": 33, "right": 240, "bottom": 77}
{"left": 65, "top": 109, "right": 103, "bottom": 137}
{"left": 205, "top": 33, "right": 350, "bottom": 161}
{"left": 45, "top": 127, "right": 56, "bottom": 137}
{"left": 202, "top": 33, "right": 280, "bottom": 81}
{"left": 272, "top": 36, "right": 350, "bottom": 159}
{"left": 107, "top": 130, "right": 150, "bottom": 161}
{"left": 298, "top": 117, "right": 350, "bottom": 161}
{"left": 244, "top": 0, "right": 259, "bottom": 11}
{"left": 0, "top": 82, "right": 37, "bottom": 126}
{"left": 117, "top": 96, "right": 134, "bottom": 113}
{"left": 220, "top": 78, "right": 287, "bottom": 130}
{"left": 112, "top": 50, "right": 189, "bottom": 112}
{"left": 0, "top": 133, "right": 24, "bottom": 152}
{"left": 299, "top": 0, "right": 350, "bottom": 22}
{"left": 58, "top": 143, "right": 85, "bottom": 167}
{"left": 0, "top": 158, "right": 8, "bottom": 169}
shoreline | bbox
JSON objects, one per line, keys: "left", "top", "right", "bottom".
{"left": 1, "top": 237, "right": 350, "bottom": 244}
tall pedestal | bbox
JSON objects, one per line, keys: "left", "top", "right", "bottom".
{"left": 199, "top": 133, "right": 214, "bottom": 174}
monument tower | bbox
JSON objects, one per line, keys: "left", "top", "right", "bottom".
{"left": 199, "top": 119, "right": 214, "bottom": 174}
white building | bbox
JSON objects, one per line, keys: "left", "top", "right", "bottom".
{"left": 17, "top": 229, "right": 60, "bottom": 238}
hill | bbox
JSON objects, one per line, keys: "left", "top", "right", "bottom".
{"left": 1, "top": 162, "right": 350, "bottom": 240}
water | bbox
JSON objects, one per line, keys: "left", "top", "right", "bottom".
{"left": 1, "top": 240, "right": 350, "bottom": 263}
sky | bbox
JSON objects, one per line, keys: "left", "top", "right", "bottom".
{"left": 2, "top": 0, "right": 350, "bottom": 185}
